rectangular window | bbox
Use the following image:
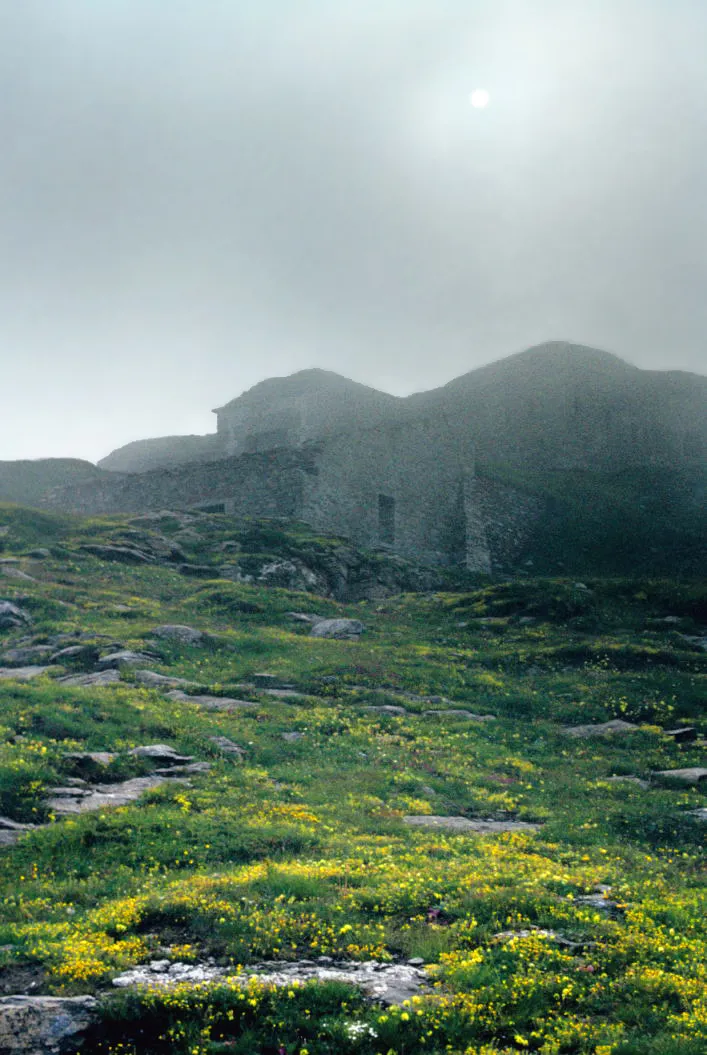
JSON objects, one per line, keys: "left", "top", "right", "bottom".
{"left": 378, "top": 494, "right": 395, "bottom": 545}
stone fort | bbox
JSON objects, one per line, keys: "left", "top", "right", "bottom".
{"left": 51, "top": 343, "right": 707, "bottom": 573}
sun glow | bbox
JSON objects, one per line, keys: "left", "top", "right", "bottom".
{"left": 469, "top": 88, "right": 490, "bottom": 108}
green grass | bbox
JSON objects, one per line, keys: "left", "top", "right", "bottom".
{"left": 0, "top": 510, "right": 704, "bottom": 1054}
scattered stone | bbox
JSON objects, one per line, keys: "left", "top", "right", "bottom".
{"left": 96, "top": 650, "right": 156, "bottom": 671}
{"left": 129, "top": 745, "right": 193, "bottom": 765}
{"left": 281, "top": 731, "right": 304, "bottom": 742}
{"left": 167, "top": 690, "right": 256, "bottom": 710}
{"left": 47, "top": 776, "right": 187, "bottom": 816}
{"left": 605, "top": 775, "right": 650, "bottom": 789}
{"left": 687, "top": 807, "right": 707, "bottom": 822}
{"left": 27, "top": 548, "right": 50, "bottom": 559}
{"left": 310, "top": 619, "right": 365, "bottom": 640}
{"left": 112, "top": 959, "right": 427, "bottom": 1005}
{"left": 679, "top": 634, "right": 707, "bottom": 651}
{"left": 150, "top": 625, "right": 205, "bottom": 646}
{"left": 208, "top": 736, "right": 246, "bottom": 756}
{"left": 0, "top": 666, "right": 55, "bottom": 682}
{"left": 663, "top": 727, "right": 697, "bottom": 744}
{"left": 287, "top": 612, "right": 324, "bottom": 625}
{"left": 133, "top": 670, "right": 196, "bottom": 689}
{"left": 0, "top": 995, "right": 98, "bottom": 1053}
{"left": 653, "top": 767, "right": 707, "bottom": 785}
{"left": 0, "top": 602, "right": 32, "bottom": 630}
{"left": 1, "top": 567, "right": 36, "bottom": 582}
{"left": 0, "top": 646, "right": 53, "bottom": 666}
{"left": 660, "top": 615, "right": 682, "bottom": 625}
{"left": 424, "top": 709, "right": 496, "bottom": 721}
{"left": 561, "top": 719, "right": 639, "bottom": 739}
{"left": 403, "top": 816, "right": 540, "bottom": 834}
{"left": 57, "top": 669, "right": 121, "bottom": 687}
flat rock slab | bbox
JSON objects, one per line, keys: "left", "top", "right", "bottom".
{"left": 57, "top": 669, "right": 121, "bottom": 687}
{"left": 561, "top": 719, "right": 639, "bottom": 739}
{"left": 0, "top": 602, "right": 32, "bottom": 630}
{"left": 208, "top": 736, "right": 246, "bottom": 756}
{"left": 687, "top": 807, "right": 707, "bottom": 822}
{"left": 150, "top": 625, "right": 205, "bottom": 646}
{"left": 653, "top": 767, "right": 707, "bottom": 785}
{"left": 0, "top": 817, "right": 39, "bottom": 848}
{"left": 129, "top": 745, "right": 193, "bottom": 765}
{"left": 133, "top": 670, "right": 197, "bottom": 688}
{"left": 424, "top": 709, "right": 496, "bottom": 721}
{"left": 96, "top": 650, "right": 156, "bottom": 671}
{"left": 310, "top": 619, "right": 365, "bottom": 640}
{"left": 167, "top": 690, "right": 256, "bottom": 710}
{"left": 403, "top": 815, "right": 541, "bottom": 834}
{"left": 0, "top": 666, "right": 56, "bottom": 681}
{"left": 0, "top": 647, "right": 54, "bottom": 666}
{"left": 604, "top": 775, "right": 650, "bottom": 789}
{"left": 47, "top": 776, "right": 186, "bottom": 816}
{"left": 0, "top": 995, "right": 98, "bottom": 1054}
{"left": 112, "top": 959, "right": 427, "bottom": 1005}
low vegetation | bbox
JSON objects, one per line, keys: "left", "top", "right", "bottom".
{"left": 0, "top": 504, "right": 704, "bottom": 1054}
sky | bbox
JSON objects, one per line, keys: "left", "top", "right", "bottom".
{"left": 1, "top": 0, "right": 706, "bottom": 463}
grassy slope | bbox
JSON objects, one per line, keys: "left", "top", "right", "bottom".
{"left": 0, "top": 507, "right": 704, "bottom": 1055}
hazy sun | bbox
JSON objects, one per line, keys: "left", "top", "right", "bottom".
{"left": 469, "top": 89, "right": 490, "bottom": 109}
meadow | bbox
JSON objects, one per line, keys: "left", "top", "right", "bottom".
{"left": 0, "top": 505, "right": 704, "bottom": 1054}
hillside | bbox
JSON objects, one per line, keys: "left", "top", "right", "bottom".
{"left": 0, "top": 505, "right": 704, "bottom": 1054}
{"left": 98, "top": 435, "right": 221, "bottom": 473}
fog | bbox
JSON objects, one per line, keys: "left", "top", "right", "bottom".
{"left": 1, "top": 1, "right": 705, "bottom": 462}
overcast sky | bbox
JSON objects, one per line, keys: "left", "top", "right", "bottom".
{"left": 1, "top": 0, "right": 706, "bottom": 462}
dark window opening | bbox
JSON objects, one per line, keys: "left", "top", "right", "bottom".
{"left": 378, "top": 494, "right": 395, "bottom": 545}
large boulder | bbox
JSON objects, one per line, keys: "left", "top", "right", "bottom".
{"left": 0, "top": 995, "right": 97, "bottom": 1053}
{"left": 310, "top": 618, "right": 365, "bottom": 640}
{"left": 150, "top": 624, "right": 205, "bottom": 646}
{"left": 95, "top": 650, "right": 155, "bottom": 671}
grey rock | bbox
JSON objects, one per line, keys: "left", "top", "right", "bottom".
{"left": 0, "top": 666, "right": 55, "bottom": 681}
{"left": 561, "top": 719, "right": 639, "bottom": 739}
{"left": 208, "top": 736, "right": 246, "bottom": 756}
{"left": 0, "top": 995, "right": 98, "bottom": 1053}
{"left": 57, "top": 669, "right": 121, "bottom": 687}
{"left": 0, "top": 601, "right": 32, "bottom": 630}
{"left": 687, "top": 807, "right": 707, "bottom": 822}
{"left": 50, "top": 645, "right": 100, "bottom": 665}
{"left": 153, "top": 762, "right": 211, "bottom": 776}
{"left": 167, "top": 690, "right": 256, "bottom": 710}
{"left": 0, "top": 646, "right": 54, "bottom": 666}
{"left": 310, "top": 618, "right": 365, "bottom": 640}
{"left": 81, "top": 543, "right": 154, "bottom": 564}
{"left": 129, "top": 745, "right": 193, "bottom": 765}
{"left": 574, "top": 893, "right": 625, "bottom": 915}
{"left": 178, "top": 564, "right": 215, "bottom": 578}
{"left": 281, "top": 731, "right": 304, "bottom": 742}
{"left": 27, "top": 549, "right": 51, "bottom": 559}
{"left": 1, "top": 566, "right": 36, "bottom": 582}
{"left": 47, "top": 776, "right": 187, "bottom": 816}
{"left": 63, "top": 751, "right": 117, "bottom": 768}
{"left": 653, "top": 767, "right": 707, "bottom": 785}
{"left": 95, "top": 650, "right": 156, "bottom": 671}
{"left": 133, "top": 670, "right": 196, "bottom": 689}
{"left": 403, "top": 815, "right": 541, "bottom": 833}
{"left": 150, "top": 624, "right": 205, "bottom": 646}
{"left": 605, "top": 775, "right": 650, "bottom": 789}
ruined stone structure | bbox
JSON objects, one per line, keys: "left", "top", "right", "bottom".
{"left": 46, "top": 342, "right": 706, "bottom": 573}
